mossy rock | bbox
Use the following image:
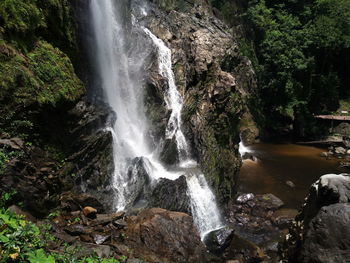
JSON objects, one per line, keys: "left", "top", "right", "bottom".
{"left": 0, "top": 0, "right": 77, "bottom": 55}
{"left": 0, "top": 40, "right": 84, "bottom": 137}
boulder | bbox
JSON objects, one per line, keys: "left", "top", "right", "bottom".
{"left": 333, "top": 122, "right": 350, "bottom": 136}
{"left": 334, "top": 146, "right": 346, "bottom": 155}
{"left": 300, "top": 203, "right": 350, "bottom": 263}
{"left": 223, "top": 233, "right": 266, "bottom": 262}
{"left": 0, "top": 138, "right": 24, "bottom": 150}
{"left": 280, "top": 174, "right": 350, "bottom": 262}
{"left": 149, "top": 175, "right": 190, "bottom": 213}
{"left": 343, "top": 136, "right": 350, "bottom": 148}
{"left": 286, "top": 180, "right": 295, "bottom": 188}
{"left": 203, "top": 227, "right": 234, "bottom": 254}
{"left": 125, "top": 208, "right": 209, "bottom": 263}
{"left": 91, "top": 212, "right": 125, "bottom": 226}
{"left": 255, "top": 194, "right": 284, "bottom": 211}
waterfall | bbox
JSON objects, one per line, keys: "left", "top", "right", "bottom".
{"left": 239, "top": 141, "right": 251, "bottom": 157}
{"left": 89, "top": 0, "right": 223, "bottom": 238}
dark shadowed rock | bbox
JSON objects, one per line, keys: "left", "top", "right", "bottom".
{"left": 149, "top": 175, "right": 190, "bottom": 213}
{"left": 159, "top": 137, "right": 179, "bottom": 165}
{"left": 300, "top": 203, "right": 350, "bottom": 263}
{"left": 280, "top": 174, "right": 350, "bottom": 262}
{"left": 204, "top": 226, "right": 234, "bottom": 254}
{"left": 60, "top": 193, "right": 105, "bottom": 213}
{"left": 0, "top": 138, "right": 24, "bottom": 150}
{"left": 91, "top": 212, "right": 125, "bottom": 226}
{"left": 223, "top": 233, "right": 266, "bottom": 262}
{"left": 124, "top": 157, "right": 152, "bottom": 207}
{"left": 255, "top": 194, "right": 284, "bottom": 211}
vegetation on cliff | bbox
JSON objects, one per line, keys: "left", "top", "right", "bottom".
{"left": 212, "top": 0, "right": 350, "bottom": 138}
{"left": 0, "top": 0, "right": 83, "bottom": 143}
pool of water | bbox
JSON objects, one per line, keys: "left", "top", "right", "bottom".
{"left": 238, "top": 143, "right": 346, "bottom": 209}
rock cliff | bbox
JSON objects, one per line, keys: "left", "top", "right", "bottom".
{"left": 144, "top": 0, "right": 256, "bottom": 203}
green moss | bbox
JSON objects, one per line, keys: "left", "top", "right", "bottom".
{"left": 0, "top": 0, "right": 45, "bottom": 34}
{"left": 28, "top": 41, "right": 84, "bottom": 105}
{"left": 0, "top": 40, "right": 83, "bottom": 137}
{"left": 0, "top": 40, "right": 83, "bottom": 107}
{"left": 0, "top": 0, "right": 77, "bottom": 59}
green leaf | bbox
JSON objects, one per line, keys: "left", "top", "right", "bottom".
{"left": 0, "top": 234, "right": 10, "bottom": 243}
{"left": 27, "top": 249, "right": 56, "bottom": 263}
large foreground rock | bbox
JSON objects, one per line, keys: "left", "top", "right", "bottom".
{"left": 125, "top": 208, "right": 209, "bottom": 263}
{"left": 280, "top": 174, "right": 350, "bottom": 263}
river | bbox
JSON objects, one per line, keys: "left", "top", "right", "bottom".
{"left": 239, "top": 143, "right": 345, "bottom": 209}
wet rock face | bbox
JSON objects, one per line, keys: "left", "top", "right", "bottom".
{"left": 144, "top": 0, "right": 256, "bottom": 203}
{"left": 124, "top": 157, "right": 153, "bottom": 207}
{"left": 59, "top": 101, "right": 115, "bottom": 210}
{"left": 149, "top": 175, "right": 190, "bottom": 213}
{"left": 280, "top": 174, "right": 350, "bottom": 263}
{"left": 204, "top": 227, "right": 234, "bottom": 254}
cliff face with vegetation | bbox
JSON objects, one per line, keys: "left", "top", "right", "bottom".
{"left": 217, "top": 0, "right": 350, "bottom": 139}
{"left": 145, "top": 0, "right": 257, "bottom": 203}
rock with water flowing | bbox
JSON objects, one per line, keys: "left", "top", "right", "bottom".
{"left": 124, "top": 157, "right": 153, "bottom": 207}
{"left": 149, "top": 175, "right": 190, "bottom": 213}
{"left": 203, "top": 227, "right": 234, "bottom": 254}
{"left": 145, "top": 2, "right": 255, "bottom": 203}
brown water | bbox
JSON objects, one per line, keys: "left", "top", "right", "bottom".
{"left": 239, "top": 143, "right": 346, "bottom": 209}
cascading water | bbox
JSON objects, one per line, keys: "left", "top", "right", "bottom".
{"left": 239, "top": 141, "right": 252, "bottom": 157}
{"left": 143, "top": 28, "right": 223, "bottom": 236}
{"left": 89, "top": 0, "right": 223, "bottom": 238}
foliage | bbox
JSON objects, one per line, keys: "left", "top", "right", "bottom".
{"left": 208, "top": 0, "right": 350, "bottom": 137}
{"left": 0, "top": 208, "right": 43, "bottom": 262}
{"left": 0, "top": 209, "right": 126, "bottom": 262}
{"left": 0, "top": 0, "right": 45, "bottom": 35}
{"left": 28, "top": 41, "right": 84, "bottom": 105}
{"left": 0, "top": 0, "right": 77, "bottom": 54}
{"left": 242, "top": 0, "right": 350, "bottom": 137}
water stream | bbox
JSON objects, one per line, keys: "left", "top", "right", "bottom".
{"left": 89, "top": 0, "right": 223, "bottom": 238}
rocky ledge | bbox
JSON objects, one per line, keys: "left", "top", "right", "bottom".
{"left": 8, "top": 205, "right": 215, "bottom": 263}
{"left": 279, "top": 173, "right": 350, "bottom": 263}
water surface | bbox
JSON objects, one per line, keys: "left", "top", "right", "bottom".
{"left": 239, "top": 143, "right": 345, "bottom": 209}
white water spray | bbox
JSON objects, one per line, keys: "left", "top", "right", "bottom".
{"left": 90, "top": 0, "right": 223, "bottom": 238}
{"left": 239, "top": 141, "right": 252, "bottom": 157}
